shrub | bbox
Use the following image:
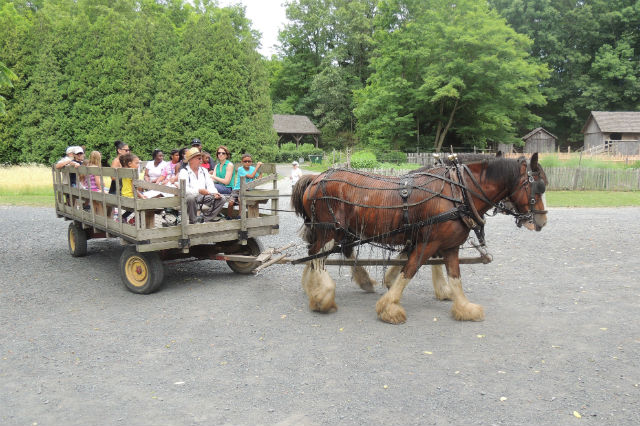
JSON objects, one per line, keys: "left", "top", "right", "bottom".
{"left": 377, "top": 151, "right": 407, "bottom": 164}
{"left": 350, "top": 150, "right": 379, "bottom": 168}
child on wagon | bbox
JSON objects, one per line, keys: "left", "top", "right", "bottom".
{"left": 119, "top": 153, "right": 146, "bottom": 225}
{"left": 227, "top": 153, "right": 262, "bottom": 219}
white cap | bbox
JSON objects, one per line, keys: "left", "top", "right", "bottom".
{"left": 72, "top": 146, "right": 84, "bottom": 154}
{"left": 66, "top": 146, "right": 75, "bottom": 154}
{"left": 292, "top": 161, "right": 299, "bottom": 166}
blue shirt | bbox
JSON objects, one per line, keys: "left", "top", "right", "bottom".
{"left": 233, "top": 166, "right": 259, "bottom": 190}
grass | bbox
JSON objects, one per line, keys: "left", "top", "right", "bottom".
{"left": 538, "top": 153, "right": 640, "bottom": 169}
{"left": 546, "top": 191, "right": 640, "bottom": 207}
{"left": 0, "top": 165, "right": 55, "bottom": 206}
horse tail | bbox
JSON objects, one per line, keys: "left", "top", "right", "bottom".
{"left": 291, "top": 174, "right": 315, "bottom": 221}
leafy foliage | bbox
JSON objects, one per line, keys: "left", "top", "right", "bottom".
{"left": 0, "top": 0, "right": 276, "bottom": 164}
{"left": 489, "top": 0, "right": 640, "bottom": 145}
{"left": 350, "top": 150, "right": 379, "bottom": 168}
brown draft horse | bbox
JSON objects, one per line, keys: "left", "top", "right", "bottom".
{"left": 291, "top": 153, "right": 548, "bottom": 324}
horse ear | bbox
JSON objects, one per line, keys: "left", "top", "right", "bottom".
{"left": 531, "top": 152, "right": 539, "bottom": 170}
{"left": 518, "top": 156, "right": 527, "bottom": 174}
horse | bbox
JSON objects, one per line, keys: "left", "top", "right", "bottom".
{"left": 291, "top": 152, "right": 548, "bottom": 324}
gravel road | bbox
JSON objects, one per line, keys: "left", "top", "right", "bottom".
{"left": 1, "top": 205, "right": 639, "bottom": 426}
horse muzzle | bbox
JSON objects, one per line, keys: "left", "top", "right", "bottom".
{"left": 521, "top": 211, "right": 547, "bottom": 231}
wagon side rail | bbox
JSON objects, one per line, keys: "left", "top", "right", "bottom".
{"left": 237, "top": 163, "right": 279, "bottom": 245}
{"left": 52, "top": 164, "right": 280, "bottom": 251}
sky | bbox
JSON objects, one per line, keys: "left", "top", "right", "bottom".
{"left": 216, "top": 0, "right": 289, "bottom": 57}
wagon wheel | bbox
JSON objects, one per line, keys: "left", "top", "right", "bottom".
{"left": 226, "top": 238, "right": 264, "bottom": 274}
{"left": 119, "top": 246, "right": 165, "bottom": 294}
{"left": 68, "top": 222, "right": 88, "bottom": 257}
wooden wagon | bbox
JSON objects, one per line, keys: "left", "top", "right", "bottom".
{"left": 52, "top": 163, "right": 280, "bottom": 294}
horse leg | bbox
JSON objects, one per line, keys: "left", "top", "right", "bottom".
{"left": 301, "top": 239, "right": 337, "bottom": 313}
{"left": 431, "top": 264, "right": 453, "bottom": 301}
{"left": 442, "top": 247, "right": 484, "bottom": 321}
{"left": 343, "top": 246, "right": 377, "bottom": 292}
{"left": 382, "top": 252, "right": 408, "bottom": 289}
{"left": 376, "top": 242, "right": 437, "bottom": 324}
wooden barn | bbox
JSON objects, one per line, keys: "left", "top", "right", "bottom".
{"left": 273, "top": 114, "right": 321, "bottom": 147}
{"left": 582, "top": 111, "right": 640, "bottom": 155}
{"left": 521, "top": 127, "right": 557, "bottom": 153}
{"left": 497, "top": 127, "right": 556, "bottom": 153}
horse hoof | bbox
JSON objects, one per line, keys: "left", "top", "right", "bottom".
{"left": 309, "top": 299, "right": 337, "bottom": 313}
{"left": 358, "top": 279, "right": 377, "bottom": 293}
{"left": 376, "top": 301, "right": 407, "bottom": 324}
{"left": 452, "top": 302, "right": 484, "bottom": 321}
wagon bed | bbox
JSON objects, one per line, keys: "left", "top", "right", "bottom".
{"left": 53, "top": 163, "right": 279, "bottom": 293}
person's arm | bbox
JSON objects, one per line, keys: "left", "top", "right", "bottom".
{"left": 202, "top": 172, "right": 221, "bottom": 198}
{"left": 144, "top": 167, "right": 151, "bottom": 182}
{"left": 212, "top": 162, "right": 234, "bottom": 185}
{"left": 246, "top": 162, "right": 262, "bottom": 179}
{"left": 55, "top": 157, "right": 72, "bottom": 169}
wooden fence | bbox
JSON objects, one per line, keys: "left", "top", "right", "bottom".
{"left": 358, "top": 167, "right": 640, "bottom": 191}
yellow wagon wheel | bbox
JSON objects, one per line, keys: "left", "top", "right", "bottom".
{"left": 68, "top": 222, "right": 88, "bottom": 257}
{"left": 119, "top": 246, "right": 165, "bottom": 294}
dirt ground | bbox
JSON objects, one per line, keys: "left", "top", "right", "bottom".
{"left": 0, "top": 205, "right": 639, "bottom": 426}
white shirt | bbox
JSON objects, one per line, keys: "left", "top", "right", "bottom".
{"left": 146, "top": 160, "right": 166, "bottom": 182}
{"left": 290, "top": 167, "right": 302, "bottom": 185}
{"left": 178, "top": 166, "right": 218, "bottom": 197}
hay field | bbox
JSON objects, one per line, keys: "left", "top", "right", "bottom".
{"left": 0, "top": 164, "right": 54, "bottom": 195}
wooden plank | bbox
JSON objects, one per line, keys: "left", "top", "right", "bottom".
{"left": 324, "top": 256, "right": 491, "bottom": 266}
{"left": 133, "top": 179, "right": 180, "bottom": 194}
{"left": 136, "top": 196, "right": 180, "bottom": 210}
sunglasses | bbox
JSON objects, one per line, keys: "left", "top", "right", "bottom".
{"left": 217, "top": 151, "right": 227, "bottom": 155}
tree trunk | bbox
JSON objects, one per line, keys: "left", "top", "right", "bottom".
{"left": 434, "top": 99, "right": 459, "bottom": 152}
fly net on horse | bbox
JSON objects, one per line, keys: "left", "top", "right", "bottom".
{"left": 291, "top": 162, "right": 500, "bottom": 260}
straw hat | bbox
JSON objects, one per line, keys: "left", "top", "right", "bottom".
{"left": 184, "top": 147, "right": 202, "bottom": 162}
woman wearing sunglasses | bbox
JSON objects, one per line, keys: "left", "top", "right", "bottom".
{"left": 210, "top": 145, "right": 234, "bottom": 195}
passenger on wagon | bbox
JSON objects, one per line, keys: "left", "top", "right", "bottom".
{"left": 158, "top": 149, "right": 180, "bottom": 187}
{"left": 210, "top": 145, "right": 234, "bottom": 195}
{"left": 119, "top": 153, "right": 146, "bottom": 225}
{"left": 227, "top": 153, "right": 262, "bottom": 219}
{"left": 144, "top": 149, "right": 166, "bottom": 183}
{"left": 178, "top": 147, "right": 226, "bottom": 223}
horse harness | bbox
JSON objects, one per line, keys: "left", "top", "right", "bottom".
{"left": 293, "top": 162, "right": 544, "bottom": 264}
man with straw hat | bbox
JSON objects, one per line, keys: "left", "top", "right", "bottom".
{"left": 178, "top": 147, "right": 226, "bottom": 223}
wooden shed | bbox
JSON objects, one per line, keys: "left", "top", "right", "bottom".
{"left": 496, "top": 127, "right": 556, "bottom": 153}
{"left": 582, "top": 111, "right": 640, "bottom": 155}
{"left": 521, "top": 127, "right": 557, "bottom": 153}
{"left": 273, "top": 114, "right": 321, "bottom": 147}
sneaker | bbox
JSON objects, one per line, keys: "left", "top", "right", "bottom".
{"left": 195, "top": 216, "right": 204, "bottom": 224}
{"left": 127, "top": 216, "right": 135, "bottom": 225}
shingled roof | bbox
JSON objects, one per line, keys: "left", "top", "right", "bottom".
{"left": 522, "top": 127, "right": 557, "bottom": 141}
{"left": 582, "top": 111, "right": 640, "bottom": 134}
{"left": 273, "top": 114, "right": 321, "bottom": 135}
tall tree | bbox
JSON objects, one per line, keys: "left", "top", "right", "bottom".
{"left": 490, "top": 0, "right": 640, "bottom": 144}
{"left": 355, "top": 0, "right": 548, "bottom": 152}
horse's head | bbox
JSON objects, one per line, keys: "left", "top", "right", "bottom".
{"left": 508, "top": 153, "right": 548, "bottom": 231}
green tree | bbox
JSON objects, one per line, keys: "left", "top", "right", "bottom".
{"left": 490, "top": 0, "right": 640, "bottom": 144}
{"left": 355, "top": 0, "right": 548, "bottom": 152}
{"left": 271, "top": 0, "right": 376, "bottom": 140}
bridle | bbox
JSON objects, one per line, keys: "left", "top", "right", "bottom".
{"left": 503, "top": 159, "right": 547, "bottom": 227}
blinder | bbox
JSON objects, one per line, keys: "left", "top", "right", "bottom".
{"left": 525, "top": 164, "right": 547, "bottom": 215}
